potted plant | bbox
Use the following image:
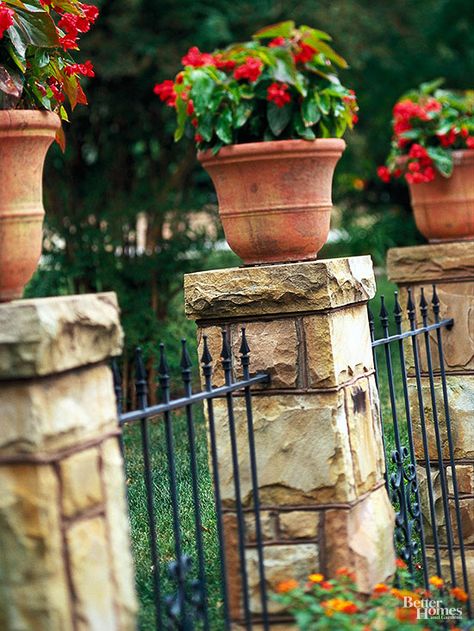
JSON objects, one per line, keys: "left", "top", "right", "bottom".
{"left": 0, "top": 0, "right": 98, "bottom": 302}
{"left": 154, "top": 20, "right": 358, "bottom": 265}
{"left": 378, "top": 80, "right": 474, "bottom": 242}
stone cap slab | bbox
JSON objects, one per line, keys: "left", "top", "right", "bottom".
{"left": 387, "top": 242, "right": 474, "bottom": 284}
{"left": 0, "top": 292, "right": 123, "bottom": 379}
{"left": 184, "top": 256, "right": 375, "bottom": 321}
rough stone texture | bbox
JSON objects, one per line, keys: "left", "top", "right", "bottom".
{"left": 67, "top": 517, "right": 117, "bottom": 631}
{"left": 0, "top": 293, "right": 123, "bottom": 379}
{"left": 0, "top": 364, "right": 118, "bottom": 454}
{"left": 447, "top": 464, "right": 474, "bottom": 495}
{"left": 244, "top": 511, "right": 277, "bottom": 543}
{"left": 304, "top": 305, "right": 374, "bottom": 388}
{"left": 278, "top": 511, "right": 320, "bottom": 540}
{"left": 387, "top": 242, "right": 474, "bottom": 285}
{"left": 101, "top": 439, "right": 138, "bottom": 629}
{"left": 426, "top": 548, "right": 474, "bottom": 610}
{"left": 409, "top": 376, "right": 474, "bottom": 461}
{"left": 323, "top": 486, "right": 395, "bottom": 594}
{"left": 213, "top": 391, "right": 358, "bottom": 506}
{"left": 247, "top": 543, "right": 319, "bottom": 615}
{"left": 61, "top": 447, "right": 103, "bottom": 517}
{"left": 344, "top": 376, "right": 385, "bottom": 495}
{"left": 185, "top": 256, "right": 376, "bottom": 321}
{"left": 0, "top": 465, "right": 72, "bottom": 631}
{"left": 397, "top": 283, "right": 474, "bottom": 375}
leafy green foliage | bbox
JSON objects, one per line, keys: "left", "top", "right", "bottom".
{"left": 156, "top": 22, "right": 358, "bottom": 151}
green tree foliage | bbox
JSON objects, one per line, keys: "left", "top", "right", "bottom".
{"left": 29, "top": 0, "right": 474, "bottom": 360}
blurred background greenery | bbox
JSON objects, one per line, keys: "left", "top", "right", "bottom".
{"left": 26, "top": 0, "right": 474, "bottom": 384}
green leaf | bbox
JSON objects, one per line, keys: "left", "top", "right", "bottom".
{"left": 174, "top": 96, "right": 187, "bottom": 142}
{"left": 216, "top": 108, "right": 233, "bottom": 144}
{"left": 427, "top": 146, "right": 453, "bottom": 177}
{"left": 302, "top": 97, "right": 320, "bottom": 126}
{"left": 9, "top": 7, "right": 59, "bottom": 55}
{"left": 34, "top": 48, "right": 50, "bottom": 68}
{"left": 252, "top": 20, "right": 295, "bottom": 40}
{"left": 299, "top": 25, "right": 333, "bottom": 41}
{"left": 303, "top": 35, "right": 348, "bottom": 68}
{"left": 197, "top": 112, "right": 214, "bottom": 141}
{"left": 316, "top": 92, "right": 330, "bottom": 115}
{"left": 0, "top": 64, "right": 22, "bottom": 103}
{"left": 235, "top": 102, "right": 252, "bottom": 128}
{"left": 189, "top": 69, "right": 215, "bottom": 112}
{"left": 420, "top": 77, "right": 445, "bottom": 95}
{"left": 267, "top": 101, "right": 292, "bottom": 136}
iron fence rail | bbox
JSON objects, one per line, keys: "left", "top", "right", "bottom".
{"left": 369, "top": 284, "right": 471, "bottom": 618}
{"left": 113, "top": 329, "right": 271, "bottom": 631}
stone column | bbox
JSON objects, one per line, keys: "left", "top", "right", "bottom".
{"left": 0, "top": 293, "right": 137, "bottom": 631}
{"left": 184, "top": 256, "right": 395, "bottom": 627}
{"left": 387, "top": 242, "right": 474, "bottom": 594}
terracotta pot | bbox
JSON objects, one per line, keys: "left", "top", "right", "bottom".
{"left": 0, "top": 110, "right": 60, "bottom": 302}
{"left": 408, "top": 150, "right": 474, "bottom": 242}
{"left": 198, "top": 138, "right": 345, "bottom": 265}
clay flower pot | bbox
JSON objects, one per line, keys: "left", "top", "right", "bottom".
{"left": 408, "top": 150, "right": 474, "bottom": 242}
{"left": 198, "top": 138, "right": 345, "bottom": 265}
{"left": 0, "top": 110, "right": 60, "bottom": 302}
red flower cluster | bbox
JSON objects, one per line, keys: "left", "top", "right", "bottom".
{"left": 0, "top": 2, "right": 14, "bottom": 38}
{"left": 233, "top": 57, "right": 263, "bottom": 82}
{"left": 153, "top": 79, "right": 176, "bottom": 107}
{"left": 269, "top": 36, "right": 286, "bottom": 47}
{"left": 267, "top": 82, "right": 291, "bottom": 108}
{"left": 48, "top": 77, "right": 65, "bottom": 103}
{"left": 213, "top": 54, "right": 236, "bottom": 72}
{"left": 377, "top": 166, "right": 391, "bottom": 183}
{"left": 437, "top": 129, "right": 456, "bottom": 146}
{"left": 65, "top": 60, "right": 95, "bottom": 77}
{"left": 467, "top": 136, "right": 474, "bottom": 149}
{"left": 181, "top": 46, "right": 215, "bottom": 68}
{"left": 293, "top": 42, "right": 317, "bottom": 64}
{"left": 58, "top": 3, "right": 99, "bottom": 50}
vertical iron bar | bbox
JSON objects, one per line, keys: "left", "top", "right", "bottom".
{"left": 239, "top": 328, "right": 269, "bottom": 629}
{"left": 379, "top": 296, "right": 414, "bottom": 573}
{"left": 181, "top": 339, "right": 210, "bottom": 630}
{"left": 135, "top": 347, "right": 162, "bottom": 627}
{"left": 419, "top": 288, "right": 456, "bottom": 586}
{"left": 393, "top": 292, "right": 429, "bottom": 588}
{"left": 431, "top": 286, "right": 471, "bottom": 615}
{"left": 221, "top": 330, "right": 252, "bottom": 630}
{"left": 368, "top": 305, "right": 389, "bottom": 493}
{"left": 201, "top": 336, "right": 231, "bottom": 630}
{"left": 159, "top": 344, "right": 186, "bottom": 627}
{"left": 111, "top": 359, "right": 125, "bottom": 457}
{"left": 407, "top": 290, "right": 443, "bottom": 578}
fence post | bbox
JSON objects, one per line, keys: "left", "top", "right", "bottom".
{"left": 0, "top": 293, "right": 137, "bottom": 631}
{"left": 387, "top": 241, "right": 474, "bottom": 594}
{"left": 185, "top": 256, "right": 395, "bottom": 627}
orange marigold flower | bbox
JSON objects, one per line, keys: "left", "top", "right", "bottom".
{"left": 308, "top": 573, "right": 324, "bottom": 584}
{"left": 276, "top": 579, "right": 299, "bottom": 593}
{"left": 373, "top": 583, "right": 389, "bottom": 594}
{"left": 450, "top": 587, "right": 469, "bottom": 602}
{"left": 321, "top": 581, "right": 333, "bottom": 590}
{"left": 336, "top": 567, "right": 356, "bottom": 580}
{"left": 396, "top": 558, "right": 407, "bottom": 569}
{"left": 429, "top": 576, "right": 444, "bottom": 589}
{"left": 323, "top": 598, "right": 358, "bottom": 616}
{"left": 396, "top": 606, "right": 418, "bottom": 623}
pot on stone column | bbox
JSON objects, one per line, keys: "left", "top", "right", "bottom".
{"left": 198, "top": 138, "right": 345, "bottom": 265}
{"left": 0, "top": 110, "right": 60, "bottom": 302}
{"left": 408, "top": 149, "right": 474, "bottom": 242}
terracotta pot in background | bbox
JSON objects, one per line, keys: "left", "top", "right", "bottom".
{"left": 409, "top": 149, "right": 474, "bottom": 242}
{"left": 0, "top": 110, "right": 60, "bottom": 302}
{"left": 198, "top": 138, "right": 345, "bottom": 265}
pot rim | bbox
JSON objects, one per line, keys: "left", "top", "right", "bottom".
{"left": 198, "top": 137, "right": 346, "bottom": 165}
{"left": 0, "top": 109, "right": 61, "bottom": 133}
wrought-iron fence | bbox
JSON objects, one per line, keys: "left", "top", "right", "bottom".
{"left": 112, "top": 329, "right": 270, "bottom": 630}
{"left": 369, "top": 284, "right": 471, "bottom": 617}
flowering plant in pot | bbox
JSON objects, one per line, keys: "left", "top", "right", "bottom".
{"left": 0, "top": 0, "right": 98, "bottom": 301}
{"left": 377, "top": 80, "right": 474, "bottom": 242}
{"left": 154, "top": 20, "right": 358, "bottom": 265}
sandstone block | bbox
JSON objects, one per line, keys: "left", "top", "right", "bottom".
{"left": 410, "top": 376, "right": 474, "bottom": 461}
{"left": 61, "top": 447, "right": 103, "bottom": 517}
{"left": 0, "top": 364, "right": 118, "bottom": 454}
{"left": 0, "top": 293, "right": 123, "bottom": 379}
{"left": 323, "top": 486, "right": 395, "bottom": 594}
{"left": 67, "top": 517, "right": 117, "bottom": 631}
{"left": 304, "top": 304, "right": 374, "bottom": 388}
{"left": 244, "top": 511, "right": 276, "bottom": 543}
{"left": 447, "top": 464, "right": 474, "bottom": 496}
{"left": 278, "top": 511, "right": 320, "bottom": 540}
{"left": 387, "top": 242, "right": 474, "bottom": 285}
{"left": 185, "top": 257, "right": 376, "bottom": 321}
{"left": 101, "top": 439, "right": 138, "bottom": 628}
{"left": 426, "top": 547, "right": 474, "bottom": 610}
{"left": 0, "top": 465, "right": 72, "bottom": 631}
{"left": 213, "top": 392, "right": 357, "bottom": 506}
{"left": 246, "top": 543, "right": 319, "bottom": 615}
